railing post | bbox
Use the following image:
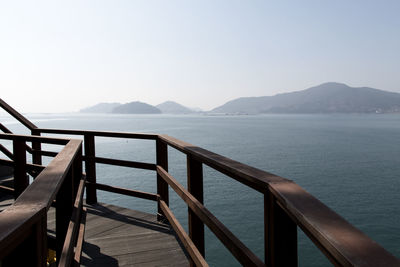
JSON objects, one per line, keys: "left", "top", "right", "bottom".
{"left": 73, "top": 145, "right": 83, "bottom": 197}
{"left": 187, "top": 155, "right": 205, "bottom": 265}
{"left": 56, "top": 167, "right": 74, "bottom": 264}
{"left": 13, "top": 139, "right": 28, "bottom": 199}
{"left": 31, "top": 129, "right": 42, "bottom": 165}
{"left": 265, "top": 190, "right": 297, "bottom": 267}
{"left": 156, "top": 138, "right": 169, "bottom": 221}
{"left": 35, "top": 209, "right": 48, "bottom": 267}
{"left": 84, "top": 134, "right": 97, "bottom": 204}
{"left": 2, "top": 208, "right": 48, "bottom": 267}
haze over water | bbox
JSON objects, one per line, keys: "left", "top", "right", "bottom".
{"left": 2, "top": 113, "right": 399, "bottom": 266}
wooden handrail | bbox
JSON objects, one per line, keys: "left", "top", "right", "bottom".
{"left": 0, "top": 123, "right": 12, "bottom": 134}
{"left": 0, "top": 144, "right": 13, "bottom": 160}
{"left": 87, "top": 182, "right": 159, "bottom": 201}
{"left": 38, "top": 128, "right": 158, "bottom": 140}
{"left": 0, "top": 123, "right": 36, "bottom": 156}
{"left": 0, "top": 133, "right": 70, "bottom": 145}
{"left": 159, "top": 200, "right": 209, "bottom": 267}
{"left": 0, "top": 137, "right": 82, "bottom": 266}
{"left": 0, "top": 159, "right": 45, "bottom": 173}
{"left": 0, "top": 98, "right": 37, "bottom": 130}
{"left": 157, "top": 165, "right": 265, "bottom": 267}
{"left": 5, "top": 139, "right": 81, "bottom": 210}
{"left": 269, "top": 181, "right": 400, "bottom": 266}
{"left": 93, "top": 156, "right": 156, "bottom": 170}
{"left": 158, "top": 134, "right": 285, "bottom": 192}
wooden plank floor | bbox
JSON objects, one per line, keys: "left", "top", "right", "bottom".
{"left": 0, "top": 181, "right": 189, "bottom": 267}
{"left": 81, "top": 203, "right": 190, "bottom": 267}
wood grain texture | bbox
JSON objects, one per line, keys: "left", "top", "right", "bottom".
{"left": 81, "top": 202, "right": 189, "bottom": 267}
{"left": 157, "top": 165, "right": 265, "bottom": 267}
{"left": 160, "top": 200, "right": 208, "bottom": 267}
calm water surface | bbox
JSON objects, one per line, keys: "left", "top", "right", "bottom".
{"left": 2, "top": 113, "right": 399, "bottom": 266}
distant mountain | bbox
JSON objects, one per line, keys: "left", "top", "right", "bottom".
{"left": 112, "top": 101, "right": 161, "bottom": 114}
{"left": 212, "top": 83, "right": 400, "bottom": 114}
{"left": 80, "top": 102, "right": 121, "bottom": 113}
{"left": 156, "top": 101, "right": 194, "bottom": 114}
{"left": 190, "top": 107, "right": 203, "bottom": 112}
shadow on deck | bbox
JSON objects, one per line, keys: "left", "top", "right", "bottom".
{"left": 81, "top": 203, "right": 189, "bottom": 267}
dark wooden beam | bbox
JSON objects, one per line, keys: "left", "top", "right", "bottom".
{"left": 265, "top": 191, "right": 297, "bottom": 267}
{"left": 84, "top": 134, "right": 97, "bottom": 204}
{"left": 58, "top": 177, "right": 85, "bottom": 267}
{"left": 159, "top": 134, "right": 286, "bottom": 193}
{"left": 89, "top": 182, "right": 159, "bottom": 201}
{"left": 157, "top": 165, "right": 265, "bottom": 267}
{"left": 13, "top": 139, "right": 28, "bottom": 199}
{"left": 159, "top": 200, "right": 209, "bottom": 267}
{"left": 38, "top": 128, "right": 158, "bottom": 140}
{"left": 94, "top": 156, "right": 156, "bottom": 171}
{"left": 156, "top": 138, "right": 169, "bottom": 221}
{"left": 187, "top": 154, "right": 205, "bottom": 264}
{"left": 0, "top": 98, "right": 37, "bottom": 130}
{"left": 0, "top": 133, "right": 69, "bottom": 145}
{"left": 56, "top": 167, "right": 74, "bottom": 263}
{"left": 31, "top": 129, "right": 42, "bottom": 165}
{"left": 0, "top": 144, "right": 13, "bottom": 160}
{"left": 73, "top": 207, "right": 87, "bottom": 267}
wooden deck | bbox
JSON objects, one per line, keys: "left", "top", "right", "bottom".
{"left": 0, "top": 193, "right": 189, "bottom": 267}
{"left": 80, "top": 203, "right": 189, "bottom": 267}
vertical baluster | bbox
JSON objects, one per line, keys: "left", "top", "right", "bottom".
{"left": 187, "top": 154, "right": 205, "bottom": 266}
{"left": 56, "top": 167, "right": 74, "bottom": 264}
{"left": 265, "top": 190, "right": 297, "bottom": 266}
{"left": 13, "top": 138, "right": 28, "bottom": 199}
{"left": 84, "top": 134, "right": 97, "bottom": 204}
{"left": 156, "top": 138, "right": 169, "bottom": 221}
{"left": 31, "top": 129, "right": 42, "bottom": 165}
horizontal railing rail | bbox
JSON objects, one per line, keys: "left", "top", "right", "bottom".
{"left": 158, "top": 134, "right": 286, "bottom": 192}
{"left": 38, "top": 128, "right": 158, "bottom": 140}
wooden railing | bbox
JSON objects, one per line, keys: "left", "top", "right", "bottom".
{"left": 0, "top": 133, "right": 86, "bottom": 267}
{"left": 1, "top": 98, "right": 399, "bottom": 266}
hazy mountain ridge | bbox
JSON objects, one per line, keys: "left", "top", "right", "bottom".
{"left": 80, "top": 83, "right": 400, "bottom": 114}
{"left": 156, "top": 101, "right": 194, "bottom": 114}
{"left": 212, "top": 83, "right": 400, "bottom": 114}
{"left": 80, "top": 102, "right": 122, "bottom": 113}
{"left": 112, "top": 101, "right": 161, "bottom": 114}
{"left": 81, "top": 101, "right": 195, "bottom": 114}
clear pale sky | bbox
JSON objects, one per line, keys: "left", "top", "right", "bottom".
{"left": 1, "top": 1, "right": 399, "bottom": 113}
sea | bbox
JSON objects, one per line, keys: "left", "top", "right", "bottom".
{"left": 1, "top": 113, "right": 400, "bottom": 266}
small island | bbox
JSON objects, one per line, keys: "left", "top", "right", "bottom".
{"left": 111, "top": 101, "right": 161, "bottom": 114}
